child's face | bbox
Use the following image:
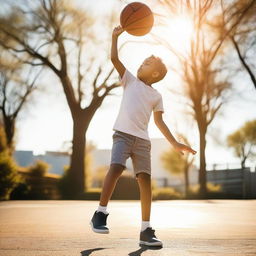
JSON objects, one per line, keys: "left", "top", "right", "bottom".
{"left": 137, "top": 56, "right": 157, "bottom": 80}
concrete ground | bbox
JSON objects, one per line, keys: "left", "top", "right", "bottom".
{"left": 0, "top": 200, "right": 256, "bottom": 256}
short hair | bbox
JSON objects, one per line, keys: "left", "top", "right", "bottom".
{"left": 152, "top": 56, "right": 167, "bottom": 83}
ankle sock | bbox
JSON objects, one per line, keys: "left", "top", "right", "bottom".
{"left": 97, "top": 205, "right": 108, "bottom": 214}
{"left": 141, "top": 221, "right": 151, "bottom": 231}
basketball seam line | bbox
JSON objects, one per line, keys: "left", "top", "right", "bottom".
{"left": 122, "top": 5, "right": 148, "bottom": 28}
{"left": 126, "top": 25, "right": 153, "bottom": 31}
{"left": 123, "top": 13, "right": 153, "bottom": 29}
{"left": 130, "top": 4, "right": 144, "bottom": 12}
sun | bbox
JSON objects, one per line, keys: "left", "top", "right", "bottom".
{"left": 169, "top": 15, "right": 194, "bottom": 49}
{"left": 155, "top": 14, "right": 194, "bottom": 55}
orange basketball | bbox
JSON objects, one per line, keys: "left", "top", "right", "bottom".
{"left": 120, "top": 2, "right": 154, "bottom": 36}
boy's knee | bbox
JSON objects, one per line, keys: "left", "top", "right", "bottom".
{"left": 136, "top": 172, "right": 151, "bottom": 181}
{"left": 109, "top": 163, "right": 125, "bottom": 178}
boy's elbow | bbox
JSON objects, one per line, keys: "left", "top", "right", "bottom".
{"left": 111, "top": 56, "right": 118, "bottom": 63}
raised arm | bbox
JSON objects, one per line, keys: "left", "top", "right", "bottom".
{"left": 111, "top": 25, "right": 125, "bottom": 78}
{"left": 154, "top": 111, "right": 197, "bottom": 155}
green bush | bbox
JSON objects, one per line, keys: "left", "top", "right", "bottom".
{"left": 187, "top": 182, "right": 223, "bottom": 199}
{"left": 0, "top": 151, "right": 20, "bottom": 200}
{"left": 29, "top": 160, "right": 49, "bottom": 177}
{"left": 59, "top": 166, "right": 98, "bottom": 199}
{"left": 20, "top": 160, "right": 51, "bottom": 200}
{"left": 189, "top": 182, "right": 222, "bottom": 194}
{"left": 58, "top": 166, "right": 75, "bottom": 199}
{"left": 9, "top": 181, "right": 30, "bottom": 200}
{"left": 152, "top": 187, "right": 183, "bottom": 200}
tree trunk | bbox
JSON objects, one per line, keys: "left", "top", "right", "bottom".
{"left": 69, "top": 116, "right": 87, "bottom": 198}
{"left": 68, "top": 106, "right": 99, "bottom": 198}
{"left": 184, "top": 166, "right": 189, "bottom": 198}
{"left": 241, "top": 158, "right": 246, "bottom": 170}
{"left": 3, "top": 115, "right": 15, "bottom": 153}
{"left": 198, "top": 125, "right": 207, "bottom": 198}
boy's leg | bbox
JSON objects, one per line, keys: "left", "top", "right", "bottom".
{"left": 91, "top": 131, "right": 131, "bottom": 234}
{"left": 136, "top": 172, "right": 162, "bottom": 247}
{"left": 99, "top": 163, "right": 125, "bottom": 206}
{"left": 136, "top": 172, "right": 152, "bottom": 221}
{"left": 90, "top": 163, "right": 124, "bottom": 234}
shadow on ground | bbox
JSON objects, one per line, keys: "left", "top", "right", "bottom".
{"left": 81, "top": 248, "right": 107, "bottom": 255}
{"left": 80, "top": 245, "right": 162, "bottom": 256}
{"left": 128, "top": 245, "right": 163, "bottom": 256}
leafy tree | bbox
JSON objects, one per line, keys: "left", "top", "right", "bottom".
{"left": 0, "top": 0, "right": 120, "bottom": 197}
{"left": 157, "top": 0, "right": 253, "bottom": 197}
{"left": 227, "top": 120, "right": 256, "bottom": 168}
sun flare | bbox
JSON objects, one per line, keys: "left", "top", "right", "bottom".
{"left": 156, "top": 14, "right": 194, "bottom": 54}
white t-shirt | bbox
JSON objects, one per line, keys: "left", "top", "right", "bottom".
{"left": 113, "top": 69, "right": 164, "bottom": 141}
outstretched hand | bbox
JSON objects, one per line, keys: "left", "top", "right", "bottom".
{"left": 173, "top": 142, "right": 197, "bottom": 155}
{"left": 112, "top": 25, "right": 124, "bottom": 38}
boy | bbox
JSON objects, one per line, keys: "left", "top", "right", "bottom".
{"left": 90, "top": 25, "right": 196, "bottom": 247}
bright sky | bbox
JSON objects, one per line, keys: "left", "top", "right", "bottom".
{"left": 15, "top": 0, "right": 256, "bottom": 168}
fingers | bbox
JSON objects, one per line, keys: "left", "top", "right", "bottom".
{"left": 113, "top": 25, "right": 124, "bottom": 35}
{"left": 175, "top": 143, "right": 197, "bottom": 155}
{"left": 186, "top": 147, "right": 197, "bottom": 155}
{"left": 116, "top": 25, "right": 123, "bottom": 30}
{"left": 180, "top": 145, "right": 197, "bottom": 155}
{"left": 191, "top": 149, "right": 197, "bottom": 155}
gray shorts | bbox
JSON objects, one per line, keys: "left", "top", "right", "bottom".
{"left": 111, "top": 130, "right": 151, "bottom": 176}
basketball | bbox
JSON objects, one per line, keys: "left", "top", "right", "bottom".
{"left": 120, "top": 2, "right": 154, "bottom": 36}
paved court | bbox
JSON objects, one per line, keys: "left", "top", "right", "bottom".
{"left": 0, "top": 200, "right": 256, "bottom": 255}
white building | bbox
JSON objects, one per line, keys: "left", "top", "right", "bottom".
{"left": 14, "top": 138, "right": 199, "bottom": 187}
{"left": 14, "top": 151, "right": 69, "bottom": 175}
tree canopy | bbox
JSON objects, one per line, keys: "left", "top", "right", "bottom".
{"left": 227, "top": 119, "right": 256, "bottom": 168}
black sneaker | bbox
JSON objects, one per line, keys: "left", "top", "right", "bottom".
{"left": 139, "top": 227, "right": 163, "bottom": 247}
{"left": 90, "top": 211, "right": 109, "bottom": 234}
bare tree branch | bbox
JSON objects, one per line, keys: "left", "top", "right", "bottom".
{"left": 231, "top": 35, "right": 256, "bottom": 89}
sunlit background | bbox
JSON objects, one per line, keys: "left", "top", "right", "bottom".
{"left": 13, "top": 0, "right": 256, "bottom": 168}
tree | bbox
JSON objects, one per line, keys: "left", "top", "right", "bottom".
{"left": 58, "top": 142, "right": 97, "bottom": 199}
{"left": 227, "top": 120, "right": 256, "bottom": 169}
{"left": 0, "top": 59, "right": 41, "bottom": 153}
{"left": 0, "top": 0, "right": 120, "bottom": 197}
{"left": 161, "top": 134, "right": 194, "bottom": 198}
{"left": 157, "top": 0, "right": 253, "bottom": 197}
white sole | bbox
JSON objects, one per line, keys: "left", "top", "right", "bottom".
{"left": 139, "top": 240, "right": 163, "bottom": 247}
{"left": 90, "top": 221, "right": 109, "bottom": 234}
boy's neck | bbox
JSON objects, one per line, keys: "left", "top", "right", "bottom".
{"left": 138, "top": 77, "right": 152, "bottom": 87}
